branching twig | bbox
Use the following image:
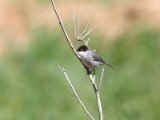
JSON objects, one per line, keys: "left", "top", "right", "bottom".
{"left": 58, "top": 65, "right": 94, "bottom": 120}
{"left": 72, "top": 15, "right": 96, "bottom": 46}
{"left": 79, "top": 21, "right": 91, "bottom": 38}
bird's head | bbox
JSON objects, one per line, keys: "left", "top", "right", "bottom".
{"left": 77, "top": 45, "right": 89, "bottom": 52}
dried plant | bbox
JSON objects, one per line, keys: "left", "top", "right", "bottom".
{"left": 51, "top": 0, "right": 105, "bottom": 120}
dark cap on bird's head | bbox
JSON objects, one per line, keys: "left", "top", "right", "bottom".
{"left": 77, "top": 45, "right": 89, "bottom": 52}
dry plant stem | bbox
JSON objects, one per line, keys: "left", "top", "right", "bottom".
{"left": 58, "top": 65, "right": 94, "bottom": 120}
{"left": 89, "top": 75, "right": 103, "bottom": 120}
{"left": 98, "top": 68, "right": 105, "bottom": 90}
{"left": 51, "top": 0, "right": 78, "bottom": 58}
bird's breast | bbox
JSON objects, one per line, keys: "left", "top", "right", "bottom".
{"left": 77, "top": 51, "right": 100, "bottom": 69}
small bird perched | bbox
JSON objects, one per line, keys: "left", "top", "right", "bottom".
{"left": 77, "top": 45, "right": 115, "bottom": 75}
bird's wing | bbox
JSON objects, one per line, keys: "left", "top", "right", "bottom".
{"left": 92, "top": 51, "right": 116, "bottom": 69}
{"left": 91, "top": 51, "right": 106, "bottom": 63}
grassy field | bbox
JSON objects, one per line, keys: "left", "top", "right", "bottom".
{"left": 0, "top": 26, "right": 160, "bottom": 120}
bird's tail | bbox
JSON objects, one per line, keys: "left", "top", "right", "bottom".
{"left": 105, "top": 62, "right": 116, "bottom": 69}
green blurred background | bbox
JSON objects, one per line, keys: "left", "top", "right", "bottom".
{"left": 0, "top": 0, "right": 160, "bottom": 120}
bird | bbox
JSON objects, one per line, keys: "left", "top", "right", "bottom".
{"left": 77, "top": 45, "right": 115, "bottom": 75}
